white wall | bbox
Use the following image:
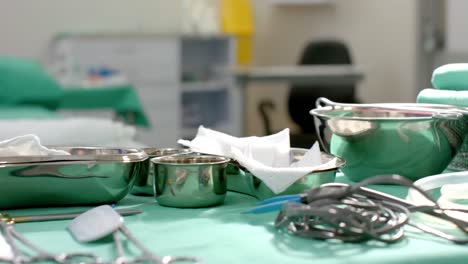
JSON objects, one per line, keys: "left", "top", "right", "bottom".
{"left": 0, "top": 0, "right": 181, "bottom": 58}
{"left": 446, "top": 0, "right": 468, "bottom": 52}
{"left": 434, "top": 0, "right": 468, "bottom": 67}
{"left": 0, "top": 0, "right": 421, "bottom": 137}
{"left": 246, "top": 0, "right": 420, "bottom": 135}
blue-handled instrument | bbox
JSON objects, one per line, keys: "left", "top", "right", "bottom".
{"left": 256, "top": 194, "right": 304, "bottom": 205}
{"left": 245, "top": 195, "right": 304, "bottom": 214}
{"left": 245, "top": 183, "right": 352, "bottom": 214}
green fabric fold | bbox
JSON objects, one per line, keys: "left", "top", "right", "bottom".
{"left": 417, "top": 88, "right": 468, "bottom": 106}
{"left": 0, "top": 56, "right": 149, "bottom": 127}
{"left": 0, "top": 56, "right": 63, "bottom": 109}
{"left": 432, "top": 63, "right": 468, "bottom": 91}
{"left": 60, "top": 86, "right": 150, "bottom": 127}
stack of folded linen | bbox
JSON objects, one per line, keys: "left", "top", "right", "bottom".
{"left": 417, "top": 64, "right": 468, "bottom": 171}
{"left": 0, "top": 118, "right": 145, "bottom": 148}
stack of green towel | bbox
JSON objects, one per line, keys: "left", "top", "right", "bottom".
{"left": 417, "top": 64, "right": 468, "bottom": 171}
{"left": 0, "top": 56, "right": 63, "bottom": 110}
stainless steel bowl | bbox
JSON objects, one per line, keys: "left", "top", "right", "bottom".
{"left": 227, "top": 148, "right": 345, "bottom": 200}
{"left": 0, "top": 147, "right": 148, "bottom": 209}
{"left": 151, "top": 154, "right": 230, "bottom": 208}
{"left": 310, "top": 98, "right": 468, "bottom": 182}
{"left": 131, "top": 148, "right": 192, "bottom": 195}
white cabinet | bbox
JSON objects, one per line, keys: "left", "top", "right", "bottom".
{"left": 47, "top": 34, "right": 241, "bottom": 147}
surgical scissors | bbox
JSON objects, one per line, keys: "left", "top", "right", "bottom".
{"left": 0, "top": 220, "right": 101, "bottom": 264}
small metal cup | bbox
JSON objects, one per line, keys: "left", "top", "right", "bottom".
{"left": 131, "top": 148, "right": 192, "bottom": 195}
{"left": 151, "top": 154, "right": 230, "bottom": 208}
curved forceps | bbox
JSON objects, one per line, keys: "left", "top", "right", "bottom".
{"left": 0, "top": 220, "right": 101, "bottom": 264}
{"left": 112, "top": 224, "right": 201, "bottom": 264}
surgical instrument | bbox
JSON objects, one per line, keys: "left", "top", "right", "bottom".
{"left": 254, "top": 175, "right": 468, "bottom": 244}
{"left": 0, "top": 220, "right": 101, "bottom": 264}
{"left": 0, "top": 207, "right": 142, "bottom": 224}
{"left": 68, "top": 205, "right": 202, "bottom": 264}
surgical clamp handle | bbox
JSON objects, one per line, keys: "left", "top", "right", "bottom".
{"left": 0, "top": 220, "right": 101, "bottom": 264}
{"left": 321, "top": 182, "right": 468, "bottom": 243}
{"left": 112, "top": 223, "right": 201, "bottom": 264}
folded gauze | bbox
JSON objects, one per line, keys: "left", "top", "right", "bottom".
{"left": 0, "top": 134, "right": 70, "bottom": 156}
{"left": 417, "top": 88, "right": 468, "bottom": 107}
{"left": 178, "top": 126, "right": 337, "bottom": 194}
{"left": 0, "top": 118, "right": 139, "bottom": 147}
{"left": 432, "top": 63, "right": 468, "bottom": 90}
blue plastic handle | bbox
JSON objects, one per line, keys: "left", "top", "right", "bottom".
{"left": 256, "top": 194, "right": 302, "bottom": 205}
{"left": 244, "top": 197, "right": 302, "bottom": 214}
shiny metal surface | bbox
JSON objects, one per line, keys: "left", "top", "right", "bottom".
{"left": 0, "top": 147, "right": 148, "bottom": 209}
{"left": 310, "top": 98, "right": 468, "bottom": 182}
{"left": 0, "top": 147, "right": 147, "bottom": 164}
{"left": 132, "top": 148, "right": 192, "bottom": 196}
{"left": 151, "top": 155, "right": 230, "bottom": 208}
{"left": 227, "top": 148, "right": 345, "bottom": 200}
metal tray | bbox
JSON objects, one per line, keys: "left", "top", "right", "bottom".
{"left": 0, "top": 147, "right": 148, "bottom": 209}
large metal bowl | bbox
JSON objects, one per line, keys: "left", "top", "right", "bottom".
{"left": 310, "top": 98, "right": 468, "bottom": 182}
{"left": 226, "top": 148, "right": 345, "bottom": 200}
{"left": 0, "top": 147, "right": 148, "bottom": 209}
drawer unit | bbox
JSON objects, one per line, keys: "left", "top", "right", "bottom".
{"left": 47, "top": 34, "right": 241, "bottom": 147}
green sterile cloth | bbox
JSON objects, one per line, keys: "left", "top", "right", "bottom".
{"left": 432, "top": 63, "right": 468, "bottom": 90}
{"left": 0, "top": 57, "right": 63, "bottom": 109}
{"left": 3, "top": 175, "right": 468, "bottom": 264}
{"left": 0, "top": 106, "right": 59, "bottom": 119}
{"left": 59, "top": 86, "right": 149, "bottom": 127}
{"left": 417, "top": 88, "right": 468, "bottom": 106}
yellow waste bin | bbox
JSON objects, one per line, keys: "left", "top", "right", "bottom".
{"left": 221, "top": 0, "right": 254, "bottom": 65}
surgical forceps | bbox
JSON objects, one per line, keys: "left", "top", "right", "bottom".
{"left": 68, "top": 205, "right": 202, "bottom": 264}
{"left": 113, "top": 224, "right": 202, "bottom": 264}
{"left": 0, "top": 220, "right": 101, "bottom": 264}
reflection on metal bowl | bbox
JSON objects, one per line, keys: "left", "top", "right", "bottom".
{"left": 0, "top": 147, "right": 148, "bottom": 209}
{"left": 131, "top": 148, "right": 192, "bottom": 196}
{"left": 310, "top": 98, "right": 468, "bottom": 182}
{"left": 327, "top": 119, "right": 377, "bottom": 138}
{"left": 226, "top": 148, "right": 345, "bottom": 200}
{"left": 151, "top": 154, "right": 230, "bottom": 208}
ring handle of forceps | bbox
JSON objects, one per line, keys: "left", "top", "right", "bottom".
{"left": 117, "top": 225, "right": 202, "bottom": 264}
{"left": 324, "top": 181, "right": 468, "bottom": 231}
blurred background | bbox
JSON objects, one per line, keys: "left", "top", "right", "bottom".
{"left": 0, "top": 0, "right": 465, "bottom": 147}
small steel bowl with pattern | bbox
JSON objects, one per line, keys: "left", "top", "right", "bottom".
{"left": 131, "top": 148, "right": 192, "bottom": 195}
{"left": 151, "top": 154, "right": 231, "bottom": 208}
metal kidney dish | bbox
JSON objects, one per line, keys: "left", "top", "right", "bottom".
{"left": 0, "top": 147, "right": 148, "bottom": 209}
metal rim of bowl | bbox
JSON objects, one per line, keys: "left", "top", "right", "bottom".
{"left": 313, "top": 153, "right": 346, "bottom": 173}
{"left": 377, "top": 103, "right": 468, "bottom": 113}
{"left": 0, "top": 147, "right": 148, "bottom": 165}
{"left": 231, "top": 150, "right": 346, "bottom": 174}
{"left": 309, "top": 105, "right": 463, "bottom": 121}
{"left": 151, "top": 155, "right": 231, "bottom": 165}
{"left": 142, "top": 147, "right": 191, "bottom": 157}
{"left": 290, "top": 148, "right": 346, "bottom": 172}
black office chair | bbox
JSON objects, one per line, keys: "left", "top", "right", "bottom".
{"left": 259, "top": 39, "right": 358, "bottom": 148}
